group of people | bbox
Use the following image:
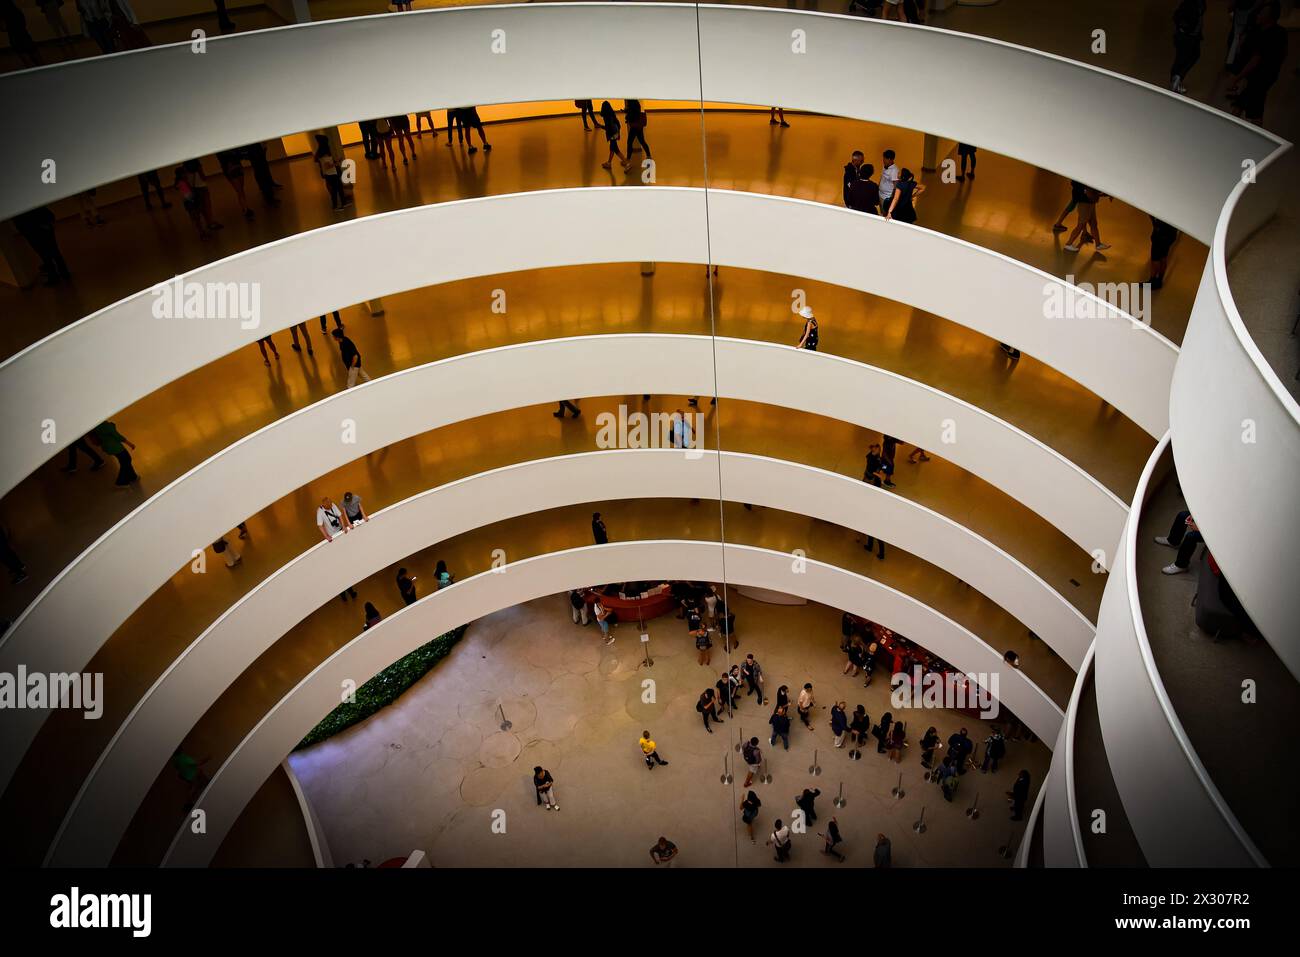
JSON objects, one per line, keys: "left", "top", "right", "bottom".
{"left": 572, "top": 99, "right": 652, "bottom": 172}
{"left": 842, "top": 148, "right": 927, "bottom": 223}
{"left": 1169, "top": 0, "right": 1288, "bottom": 126}
{"left": 253, "top": 314, "right": 372, "bottom": 389}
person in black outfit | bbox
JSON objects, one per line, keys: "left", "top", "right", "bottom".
{"left": 795, "top": 787, "right": 821, "bottom": 824}
{"left": 62, "top": 435, "right": 105, "bottom": 473}
{"left": 591, "top": 512, "right": 608, "bottom": 545}
{"left": 885, "top": 168, "right": 925, "bottom": 223}
{"left": 396, "top": 567, "right": 418, "bottom": 606}
{"left": 845, "top": 163, "right": 879, "bottom": 214}
{"left": 136, "top": 170, "right": 171, "bottom": 210}
{"left": 956, "top": 143, "right": 977, "bottom": 180}
{"left": 1008, "top": 769, "right": 1031, "bottom": 820}
{"left": 697, "top": 688, "right": 724, "bottom": 732}
{"left": 875, "top": 711, "right": 893, "bottom": 753}
{"left": 948, "top": 727, "right": 974, "bottom": 773}
{"left": 1169, "top": 0, "right": 1206, "bottom": 93}
{"left": 319, "top": 310, "right": 343, "bottom": 334}
{"left": 623, "top": 99, "right": 651, "bottom": 159}
{"left": 821, "top": 817, "right": 846, "bottom": 861}
{"left": 1149, "top": 216, "right": 1179, "bottom": 289}
{"left": 849, "top": 705, "right": 871, "bottom": 748}
{"left": 1227, "top": 3, "right": 1287, "bottom": 124}
{"left": 574, "top": 99, "right": 601, "bottom": 131}
{"left": 14, "top": 207, "right": 70, "bottom": 286}
{"left": 241, "top": 142, "right": 282, "bottom": 207}
{"left": 920, "top": 726, "right": 940, "bottom": 768}
{"left": 553, "top": 400, "right": 580, "bottom": 418}
{"left": 842, "top": 150, "right": 865, "bottom": 206}
{"left": 460, "top": 106, "right": 492, "bottom": 153}
{"left": 598, "top": 101, "right": 628, "bottom": 171}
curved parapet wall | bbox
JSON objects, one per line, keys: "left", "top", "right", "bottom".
{"left": 1040, "top": 642, "right": 1093, "bottom": 868}
{"left": 0, "top": 334, "right": 1121, "bottom": 795}
{"left": 0, "top": 5, "right": 1280, "bottom": 237}
{"left": 0, "top": 187, "right": 1173, "bottom": 500}
{"left": 47, "top": 448, "right": 1089, "bottom": 866}
{"left": 1169, "top": 164, "right": 1300, "bottom": 676}
{"left": 160, "top": 539, "right": 1065, "bottom": 868}
{"left": 1093, "top": 435, "right": 1265, "bottom": 866}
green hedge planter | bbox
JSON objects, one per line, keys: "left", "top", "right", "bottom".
{"left": 296, "top": 624, "right": 469, "bottom": 750}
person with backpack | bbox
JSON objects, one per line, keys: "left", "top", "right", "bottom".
{"left": 767, "top": 819, "right": 793, "bottom": 862}
{"left": 598, "top": 101, "right": 628, "bottom": 171}
{"left": 982, "top": 728, "right": 1007, "bottom": 773}
{"left": 742, "top": 737, "right": 766, "bottom": 787}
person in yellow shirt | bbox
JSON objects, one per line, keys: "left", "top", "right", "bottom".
{"left": 639, "top": 730, "right": 669, "bottom": 770}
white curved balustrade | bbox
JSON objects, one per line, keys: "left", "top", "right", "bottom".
{"left": 0, "top": 333, "right": 1121, "bottom": 795}
{"left": 0, "top": 5, "right": 1280, "bottom": 238}
{"left": 1092, "top": 435, "right": 1264, "bottom": 866}
{"left": 0, "top": 187, "right": 1174, "bottom": 499}
{"left": 160, "top": 539, "right": 1065, "bottom": 867}
{"left": 1169, "top": 164, "right": 1300, "bottom": 676}
{"left": 48, "top": 448, "right": 1090, "bottom": 866}
{"left": 1015, "top": 780, "right": 1049, "bottom": 868}
{"left": 1040, "top": 642, "right": 1093, "bottom": 868}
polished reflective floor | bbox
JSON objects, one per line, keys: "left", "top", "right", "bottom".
{"left": 2, "top": 395, "right": 1094, "bottom": 865}
{"left": 111, "top": 497, "right": 1068, "bottom": 866}
{"left": 0, "top": 262, "right": 1151, "bottom": 630}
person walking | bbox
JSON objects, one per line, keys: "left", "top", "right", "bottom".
{"left": 598, "top": 101, "right": 629, "bottom": 171}
{"left": 1169, "top": 0, "right": 1207, "bottom": 93}
{"left": 697, "top": 687, "right": 724, "bottom": 733}
{"left": 1008, "top": 769, "right": 1031, "bottom": 820}
{"left": 639, "top": 730, "right": 669, "bottom": 769}
{"left": 136, "top": 169, "right": 171, "bottom": 210}
{"left": 740, "top": 790, "right": 763, "bottom": 844}
{"left": 821, "top": 818, "right": 846, "bottom": 862}
{"left": 1149, "top": 216, "right": 1179, "bottom": 290}
{"left": 1064, "top": 185, "right": 1111, "bottom": 252}
{"left": 434, "top": 560, "right": 453, "bottom": 589}
{"left": 217, "top": 148, "right": 255, "bottom": 221}
{"left": 956, "top": 142, "right": 977, "bottom": 181}
{"left": 623, "top": 99, "right": 651, "bottom": 160}
{"left": 459, "top": 106, "right": 492, "bottom": 153}
{"left": 332, "top": 328, "right": 371, "bottom": 388}
{"left": 796, "top": 786, "right": 821, "bottom": 825}
{"left": 830, "top": 701, "right": 849, "bottom": 748}
{"left": 689, "top": 604, "right": 713, "bottom": 664}
{"left": 796, "top": 682, "right": 816, "bottom": 729}
{"left": 767, "top": 819, "right": 793, "bottom": 862}
{"left": 396, "top": 567, "right": 418, "bottom": 606}
{"left": 568, "top": 589, "right": 589, "bottom": 625}
{"left": 533, "top": 766, "right": 559, "bottom": 810}
{"left": 795, "top": 306, "right": 819, "bottom": 351}
{"left": 742, "top": 737, "right": 766, "bottom": 787}
{"left": 90, "top": 421, "right": 138, "bottom": 486}
{"left": 314, "top": 135, "right": 350, "bottom": 211}
{"left": 13, "top": 206, "right": 71, "bottom": 286}
{"left": 553, "top": 400, "right": 580, "bottom": 418}
{"left": 769, "top": 106, "right": 789, "bottom": 127}
{"left": 769, "top": 704, "right": 792, "bottom": 751}
{"left": 62, "top": 434, "right": 105, "bottom": 474}
{"left": 212, "top": 535, "right": 241, "bottom": 569}
{"left": 574, "top": 99, "right": 601, "bottom": 131}
{"left": 741, "top": 653, "right": 765, "bottom": 704}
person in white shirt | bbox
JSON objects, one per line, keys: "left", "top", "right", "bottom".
{"left": 797, "top": 682, "right": 816, "bottom": 729}
{"left": 878, "top": 149, "right": 899, "bottom": 206}
{"left": 768, "top": 820, "right": 793, "bottom": 862}
{"left": 317, "top": 496, "right": 352, "bottom": 543}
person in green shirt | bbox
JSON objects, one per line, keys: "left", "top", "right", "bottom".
{"left": 90, "top": 421, "right": 138, "bottom": 486}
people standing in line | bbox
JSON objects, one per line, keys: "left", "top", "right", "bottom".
{"left": 697, "top": 686, "right": 724, "bottom": 733}
{"left": 1149, "top": 216, "right": 1179, "bottom": 290}
{"left": 332, "top": 328, "right": 371, "bottom": 388}
{"left": 13, "top": 206, "right": 71, "bottom": 286}
{"left": 288, "top": 322, "right": 314, "bottom": 355}
{"left": 397, "top": 567, "right": 418, "bottom": 606}
{"left": 982, "top": 727, "right": 1007, "bottom": 773}
{"left": 742, "top": 737, "right": 766, "bottom": 787}
{"left": 0, "top": 523, "right": 28, "bottom": 585}
{"left": 574, "top": 99, "right": 601, "bottom": 131}
{"left": 639, "top": 730, "right": 669, "bottom": 769}
{"left": 553, "top": 400, "right": 581, "bottom": 418}
{"left": 846, "top": 164, "right": 880, "bottom": 214}
{"left": 1154, "top": 508, "right": 1205, "bottom": 574}
{"left": 62, "top": 434, "right": 105, "bottom": 473}
{"left": 598, "top": 101, "right": 629, "bottom": 171}
{"left": 769, "top": 106, "right": 790, "bottom": 127}
{"left": 797, "top": 682, "right": 816, "bottom": 729}
{"left": 769, "top": 703, "right": 792, "bottom": 750}
{"left": 821, "top": 817, "right": 846, "bottom": 862}
{"left": 1169, "top": 0, "right": 1206, "bottom": 93}
{"left": 136, "top": 170, "right": 171, "bottom": 210}
{"left": 887, "top": 721, "right": 906, "bottom": 762}
{"left": 341, "top": 491, "right": 367, "bottom": 526}
{"left": 956, "top": 142, "right": 977, "bottom": 180}
{"left": 873, "top": 833, "right": 892, "bottom": 867}
{"left": 90, "top": 421, "right": 138, "bottom": 486}
{"left": 873, "top": 711, "right": 894, "bottom": 754}
{"left": 795, "top": 306, "right": 819, "bottom": 351}
{"left": 741, "top": 653, "right": 765, "bottom": 704}
{"left": 796, "top": 786, "right": 821, "bottom": 824}
{"left": 843, "top": 150, "right": 866, "bottom": 206}
{"left": 216, "top": 148, "right": 255, "bottom": 221}
{"left": 1008, "top": 769, "right": 1031, "bottom": 820}
{"left": 362, "top": 601, "right": 382, "bottom": 630}
{"left": 534, "top": 766, "right": 559, "bottom": 810}
{"left": 314, "top": 135, "right": 350, "bottom": 211}
{"left": 1227, "top": 2, "right": 1287, "bottom": 126}
{"left": 649, "top": 836, "right": 678, "bottom": 865}
{"left": 568, "top": 589, "right": 589, "bottom": 625}
{"left": 459, "top": 106, "right": 493, "bottom": 153}
{"left": 937, "top": 754, "right": 959, "bottom": 801}
{"left": 256, "top": 335, "right": 280, "bottom": 366}
{"left": 920, "top": 725, "right": 940, "bottom": 768}
{"left": 830, "top": 701, "right": 849, "bottom": 748}
{"left": 849, "top": 705, "right": 871, "bottom": 748}
{"left": 767, "top": 819, "right": 793, "bottom": 862}
{"left": 591, "top": 512, "right": 609, "bottom": 545}
{"left": 740, "top": 791, "right": 763, "bottom": 844}
{"left": 884, "top": 168, "right": 925, "bottom": 223}
{"left": 878, "top": 149, "right": 899, "bottom": 211}
{"left": 595, "top": 598, "right": 614, "bottom": 645}
{"left": 623, "top": 99, "right": 652, "bottom": 160}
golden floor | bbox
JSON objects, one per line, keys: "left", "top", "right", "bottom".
{"left": 1, "top": 395, "right": 1097, "bottom": 866}
{"left": 0, "top": 262, "right": 1154, "bottom": 629}
{"left": 110, "top": 496, "right": 1073, "bottom": 866}
{"left": 0, "top": 108, "right": 1203, "bottom": 361}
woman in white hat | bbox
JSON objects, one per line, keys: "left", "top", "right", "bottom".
{"left": 795, "top": 305, "right": 819, "bottom": 351}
